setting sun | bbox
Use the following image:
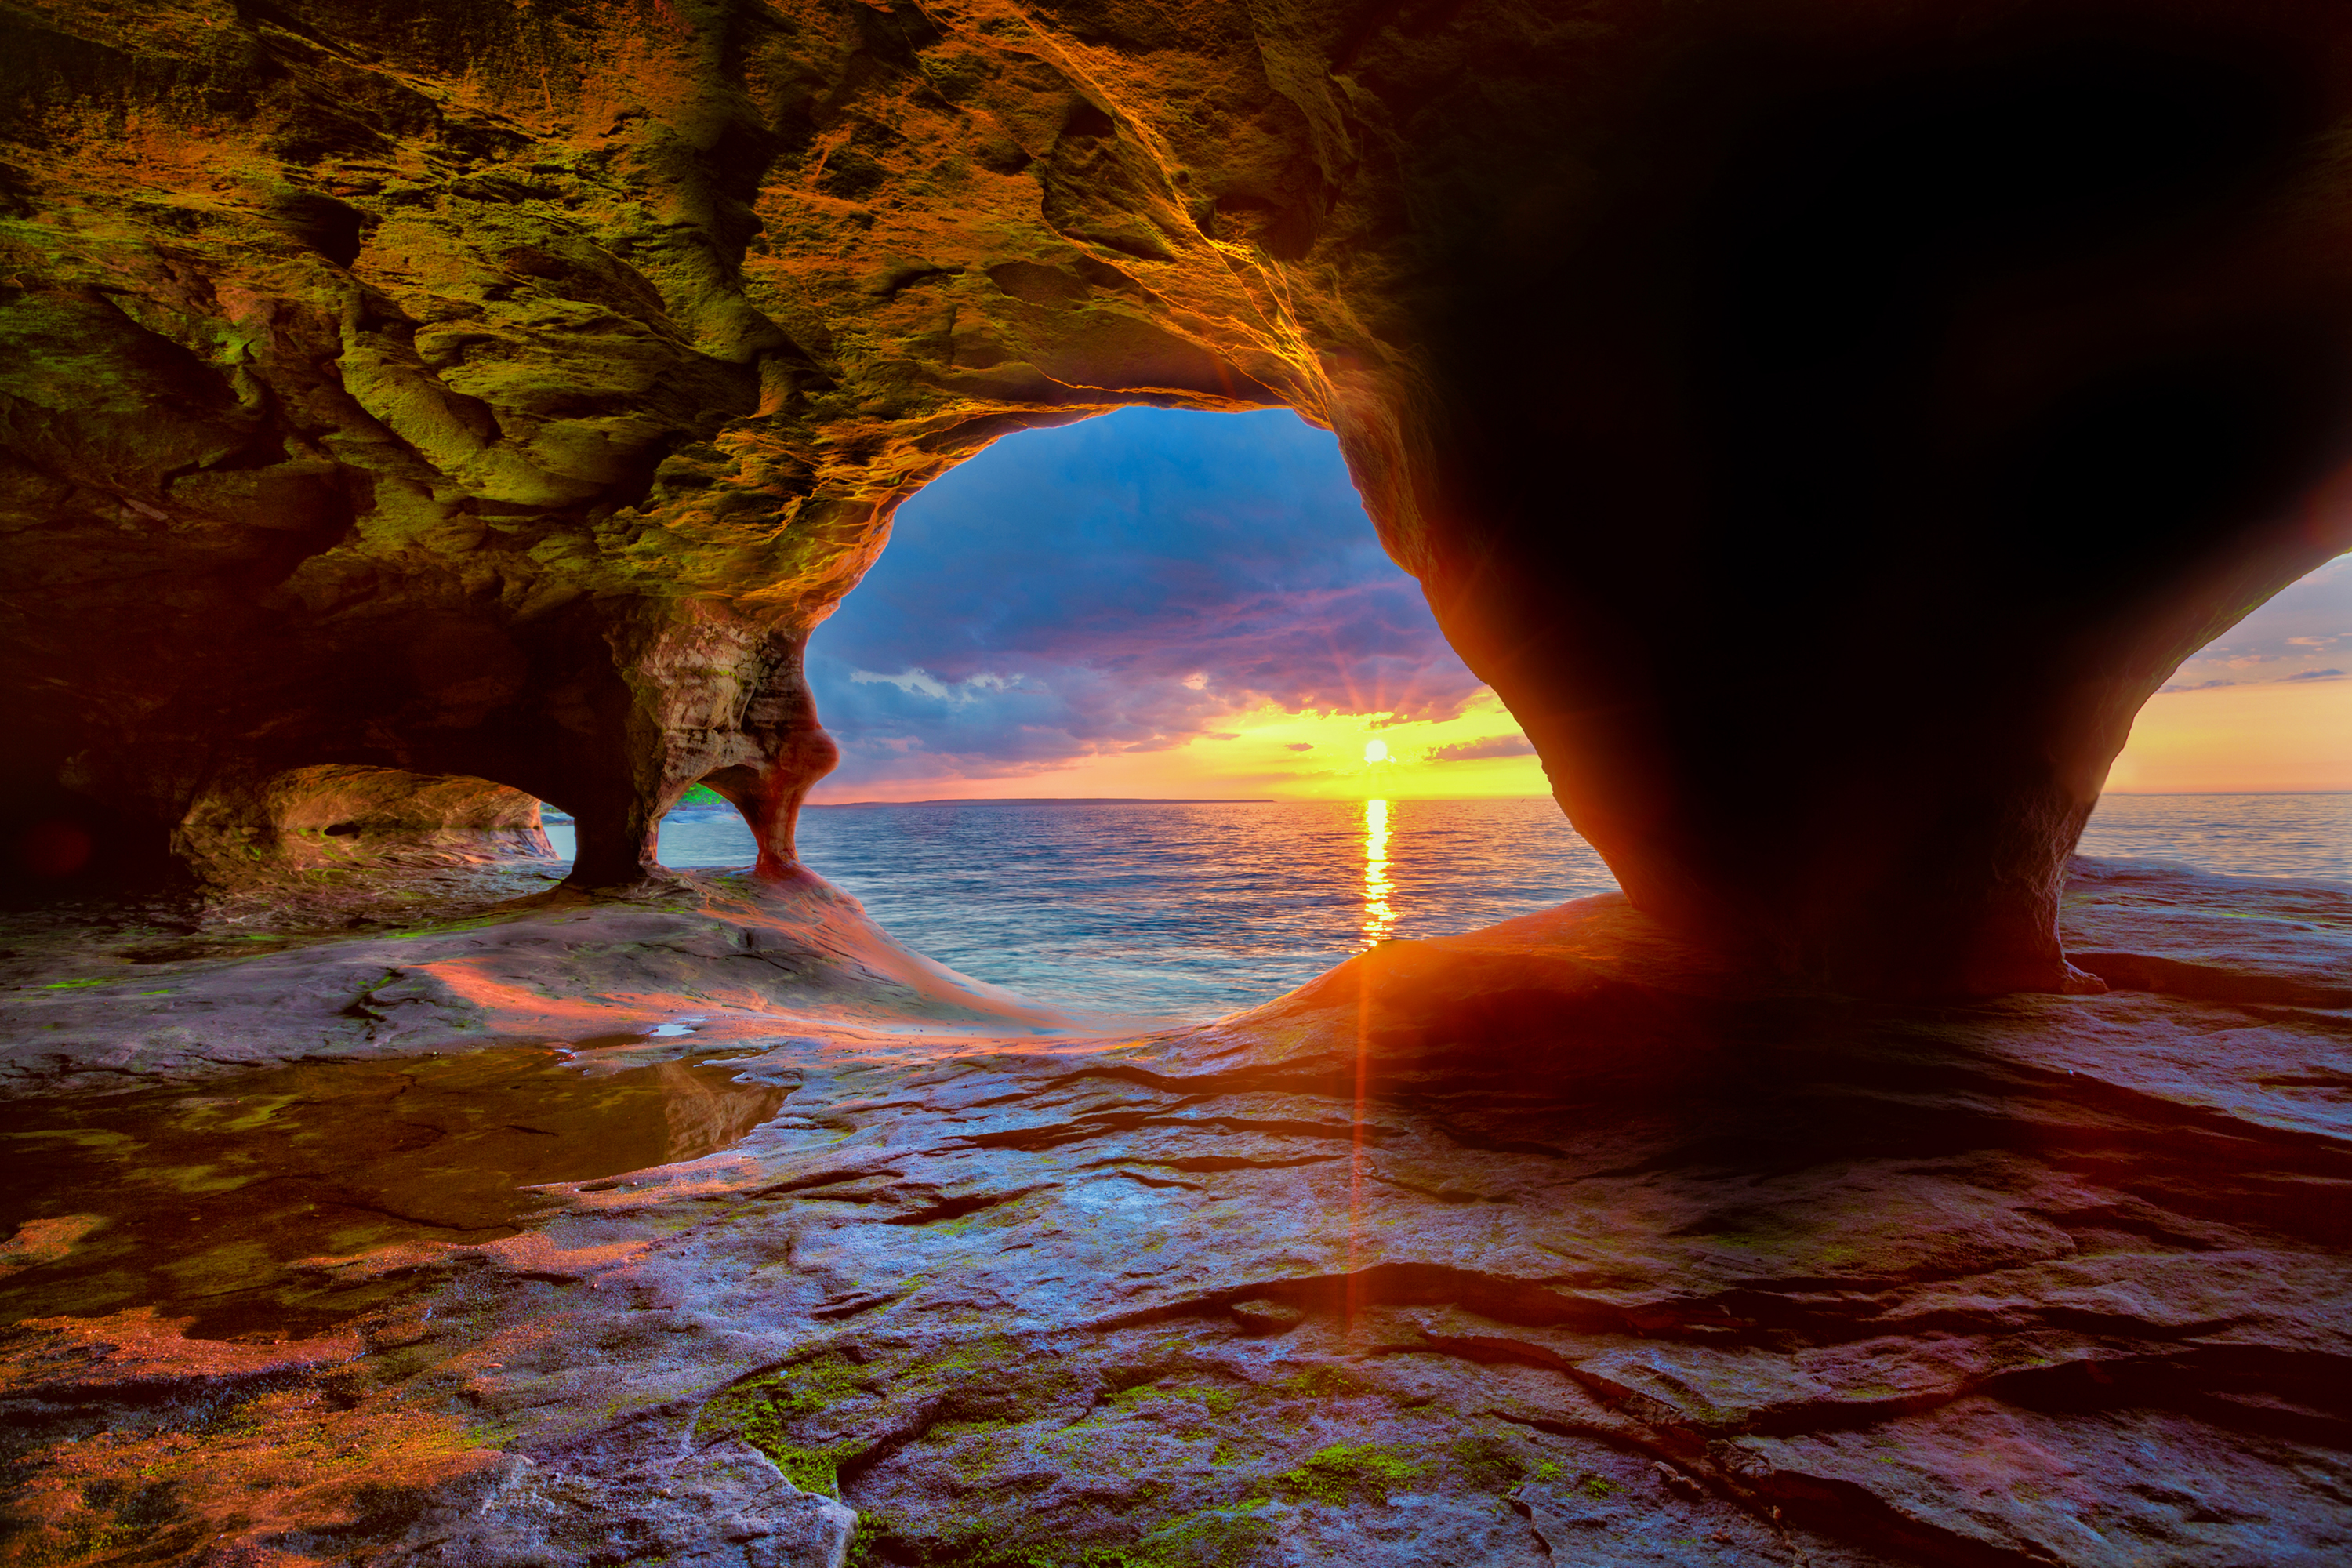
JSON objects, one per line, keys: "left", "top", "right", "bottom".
{"left": 811, "top": 690, "right": 1552, "bottom": 802}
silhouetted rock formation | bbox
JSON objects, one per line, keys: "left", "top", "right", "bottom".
{"left": 4, "top": 6, "right": 2349, "bottom": 977}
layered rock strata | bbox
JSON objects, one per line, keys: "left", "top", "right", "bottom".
{"left": 9, "top": 1, "right": 2352, "bottom": 988}
{"left": 1, "top": 858, "right": 2346, "bottom": 1563}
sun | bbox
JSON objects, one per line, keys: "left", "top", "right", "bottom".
{"left": 1363, "top": 739, "right": 1389, "bottom": 764}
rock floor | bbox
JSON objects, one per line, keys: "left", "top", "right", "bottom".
{"left": 1, "top": 858, "right": 2347, "bottom": 1566}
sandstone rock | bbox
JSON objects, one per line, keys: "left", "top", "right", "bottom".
{"left": 398, "top": 1439, "right": 857, "bottom": 1568}
{"left": 171, "top": 764, "right": 554, "bottom": 892}
{"left": 9, "top": 3, "right": 2352, "bottom": 987}
{"left": 2, "top": 858, "right": 2344, "bottom": 1563}
{"left": 0, "top": 866, "right": 1083, "bottom": 1097}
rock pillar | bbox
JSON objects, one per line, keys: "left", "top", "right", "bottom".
{"left": 1351, "top": 16, "right": 2352, "bottom": 993}
{"left": 546, "top": 615, "right": 837, "bottom": 891}
{"left": 560, "top": 784, "right": 670, "bottom": 891}
{"left": 699, "top": 632, "right": 841, "bottom": 881}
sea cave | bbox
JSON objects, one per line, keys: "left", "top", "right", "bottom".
{"left": 2, "top": 2, "right": 2350, "bottom": 1563}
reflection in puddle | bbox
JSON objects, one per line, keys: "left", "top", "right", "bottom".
{"left": 0, "top": 1047, "right": 788, "bottom": 1340}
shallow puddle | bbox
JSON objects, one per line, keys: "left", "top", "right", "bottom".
{"left": 0, "top": 1045, "right": 789, "bottom": 1340}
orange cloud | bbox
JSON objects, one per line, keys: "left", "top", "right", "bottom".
{"left": 822, "top": 691, "right": 1552, "bottom": 802}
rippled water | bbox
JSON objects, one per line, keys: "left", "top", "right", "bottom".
{"left": 553, "top": 799, "right": 1608, "bottom": 1016}
{"left": 2080, "top": 793, "right": 2352, "bottom": 884}
{"left": 543, "top": 792, "right": 2347, "bottom": 1017}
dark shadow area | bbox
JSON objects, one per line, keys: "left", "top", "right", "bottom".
{"left": 1, "top": 773, "right": 187, "bottom": 909}
{"left": 1417, "top": 15, "right": 2352, "bottom": 991}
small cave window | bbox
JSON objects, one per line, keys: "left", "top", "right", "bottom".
{"left": 322, "top": 821, "right": 363, "bottom": 837}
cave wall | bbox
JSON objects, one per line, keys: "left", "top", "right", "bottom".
{"left": 172, "top": 763, "right": 551, "bottom": 887}
{"left": 6, "top": 0, "right": 2352, "bottom": 991}
{"left": 0, "top": 0, "right": 1327, "bottom": 891}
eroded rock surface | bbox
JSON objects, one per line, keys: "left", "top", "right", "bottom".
{"left": 169, "top": 764, "right": 555, "bottom": 891}
{"left": 9, "top": 2, "right": 2352, "bottom": 985}
{"left": 0, "top": 866, "right": 1084, "bottom": 1096}
{"left": 4, "top": 858, "right": 2346, "bottom": 1564}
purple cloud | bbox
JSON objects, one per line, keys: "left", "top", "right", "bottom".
{"left": 2165, "top": 554, "right": 2352, "bottom": 690}
{"left": 1427, "top": 734, "right": 1537, "bottom": 763}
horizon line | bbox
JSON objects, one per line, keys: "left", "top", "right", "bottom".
{"left": 794, "top": 788, "right": 2350, "bottom": 805}
{"left": 592, "top": 786, "right": 2352, "bottom": 818}
{"left": 803, "top": 796, "right": 1276, "bottom": 808}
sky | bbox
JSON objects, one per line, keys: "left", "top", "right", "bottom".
{"left": 804, "top": 408, "right": 1546, "bottom": 802}
{"left": 805, "top": 408, "right": 2350, "bottom": 802}
{"left": 2106, "top": 552, "right": 2352, "bottom": 793}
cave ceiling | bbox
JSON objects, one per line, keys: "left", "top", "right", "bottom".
{"left": 8, "top": 0, "right": 2352, "bottom": 992}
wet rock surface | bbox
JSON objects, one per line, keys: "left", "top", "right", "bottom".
{"left": 0, "top": 1044, "right": 795, "bottom": 1339}
{"left": 2, "top": 857, "right": 2346, "bottom": 1564}
{"left": 0, "top": 866, "right": 1084, "bottom": 1097}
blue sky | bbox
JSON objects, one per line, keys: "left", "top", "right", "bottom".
{"left": 805, "top": 408, "right": 1492, "bottom": 797}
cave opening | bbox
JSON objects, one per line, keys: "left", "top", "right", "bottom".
{"left": 514, "top": 408, "right": 2350, "bottom": 1018}
{"left": 542, "top": 406, "right": 1621, "bottom": 1017}
{"left": 9, "top": 5, "right": 2352, "bottom": 1553}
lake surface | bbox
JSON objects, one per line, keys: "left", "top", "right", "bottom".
{"left": 2077, "top": 792, "right": 2352, "bottom": 884}
{"left": 543, "top": 793, "right": 2348, "bottom": 1018}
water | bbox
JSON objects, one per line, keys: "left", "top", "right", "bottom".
{"left": 2080, "top": 793, "right": 2352, "bottom": 884}
{"left": 0, "top": 1045, "right": 788, "bottom": 1338}
{"left": 541, "top": 793, "right": 2349, "bottom": 1018}
{"left": 554, "top": 799, "right": 1613, "bottom": 1017}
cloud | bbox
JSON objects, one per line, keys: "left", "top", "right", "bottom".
{"left": 848, "top": 668, "right": 1019, "bottom": 701}
{"left": 808, "top": 408, "right": 1485, "bottom": 790}
{"left": 2161, "top": 668, "right": 2345, "bottom": 693}
{"left": 2165, "top": 553, "right": 2352, "bottom": 691}
{"left": 1425, "top": 734, "right": 1537, "bottom": 763}
{"left": 1285, "top": 742, "right": 1314, "bottom": 752}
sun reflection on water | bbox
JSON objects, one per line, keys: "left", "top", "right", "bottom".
{"left": 1361, "top": 798, "right": 1396, "bottom": 946}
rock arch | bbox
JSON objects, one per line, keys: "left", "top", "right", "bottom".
{"left": 4, "top": 0, "right": 2350, "bottom": 992}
